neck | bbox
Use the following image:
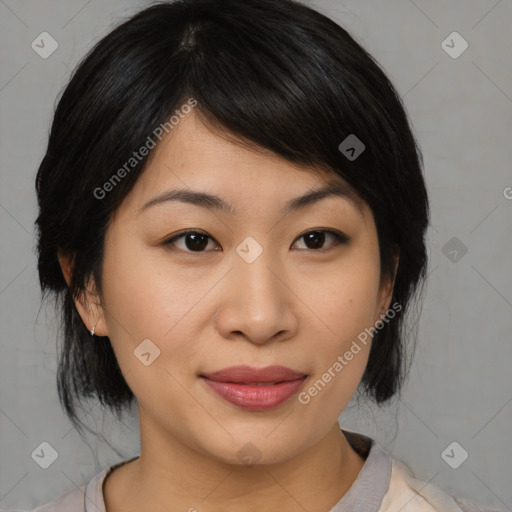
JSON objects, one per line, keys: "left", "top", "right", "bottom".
{"left": 104, "top": 421, "right": 365, "bottom": 512}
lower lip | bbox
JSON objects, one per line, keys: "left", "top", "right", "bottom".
{"left": 200, "top": 376, "right": 308, "bottom": 411}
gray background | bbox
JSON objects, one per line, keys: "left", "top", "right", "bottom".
{"left": 1, "top": 0, "right": 511, "bottom": 510}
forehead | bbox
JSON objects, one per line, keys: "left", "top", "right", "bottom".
{"left": 119, "top": 111, "right": 366, "bottom": 220}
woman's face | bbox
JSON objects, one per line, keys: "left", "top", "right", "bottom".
{"left": 74, "top": 111, "right": 395, "bottom": 465}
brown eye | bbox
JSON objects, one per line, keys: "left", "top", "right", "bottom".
{"left": 163, "top": 230, "right": 219, "bottom": 253}
{"left": 292, "top": 230, "right": 349, "bottom": 251}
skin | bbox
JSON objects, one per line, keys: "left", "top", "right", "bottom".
{"left": 59, "top": 110, "right": 398, "bottom": 512}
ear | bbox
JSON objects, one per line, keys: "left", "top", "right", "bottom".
{"left": 58, "top": 251, "right": 109, "bottom": 337}
{"left": 375, "top": 251, "right": 399, "bottom": 323}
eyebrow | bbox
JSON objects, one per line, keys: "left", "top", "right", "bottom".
{"left": 138, "top": 178, "right": 364, "bottom": 216}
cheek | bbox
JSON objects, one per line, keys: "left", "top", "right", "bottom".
{"left": 298, "top": 293, "right": 375, "bottom": 429}
{"left": 98, "top": 238, "right": 203, "bottom": 414}
{"left": 101, "top": 231, "right": 198, "bottom": 336}
{"left": 301, "top": 251, "right": 382, "bottom": 347}
{"left": 295, "top": 252, "right": 380, "bottom": 412}
{"left": 99, "top": 233, "right": 195, "bottom": 373}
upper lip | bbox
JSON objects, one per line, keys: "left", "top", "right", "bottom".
{"left": 200, "top": 365, "right": 307, "bottom": 383}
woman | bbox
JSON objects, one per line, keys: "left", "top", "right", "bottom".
{"left": 16, "top": 0, "right": 503, "bottom": 510}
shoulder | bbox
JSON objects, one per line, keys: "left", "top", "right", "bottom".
{"left": 1, "top": 484, "right": 86, "bottom": 512}
{"left": 33, "top": 485, "right": 86, "bottom": 511}
{"left": 380, "top": 456, "right": 506, "bottom": 512}
{"left": 6, "top": 456, "right": 139, "bottom": 512}
{"left": 3, "top": 464, "right": 110, "bottom": 512}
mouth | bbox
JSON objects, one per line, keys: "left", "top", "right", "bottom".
{"left": 199, "top": 365, "right": 308, "bottom": 411}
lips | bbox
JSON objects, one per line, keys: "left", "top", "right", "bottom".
{"left": 200, "top": 365, "right": 308, "bottom": 411}
{"left": 200, "top": 365, "right": 306, "bottom": 384}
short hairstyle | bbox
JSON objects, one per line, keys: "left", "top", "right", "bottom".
{"left": 35, "top": 0, "right": 429, "bottom": 435}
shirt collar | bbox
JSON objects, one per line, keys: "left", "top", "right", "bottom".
{"left": 328, "top": 428, "right": 392, "bottom": 511}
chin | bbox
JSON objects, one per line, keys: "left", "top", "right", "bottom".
{"left": 195, "top": 429, "right": 308, "bottom": 468}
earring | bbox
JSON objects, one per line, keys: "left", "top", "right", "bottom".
{"left": 90, "top": 301, "right": 100, "bottom": 335}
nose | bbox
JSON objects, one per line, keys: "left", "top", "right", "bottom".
{"left": 214, "top": 248, "right": 299, "bottom": 346}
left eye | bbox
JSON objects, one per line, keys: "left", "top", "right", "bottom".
{"left": 162, "top": 229, "right": 349, "bottom": 253}
{"left": 292, "top": 230, "right": 349, "bottom": 251}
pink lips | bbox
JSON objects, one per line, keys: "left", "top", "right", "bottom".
{"left": 200, "top": 365, "right": 308, "bottom": 411}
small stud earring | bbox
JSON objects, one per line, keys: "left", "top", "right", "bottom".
{"left": 90, "top": 324, "right": 96, "bottom": 336}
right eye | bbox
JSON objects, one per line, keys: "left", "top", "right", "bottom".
{"left": 162, "top": 230, "right": 221, "bottom": 253}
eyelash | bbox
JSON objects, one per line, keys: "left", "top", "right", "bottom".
{"left": 162, "top": 229, "right": 349, "bottom": 254}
